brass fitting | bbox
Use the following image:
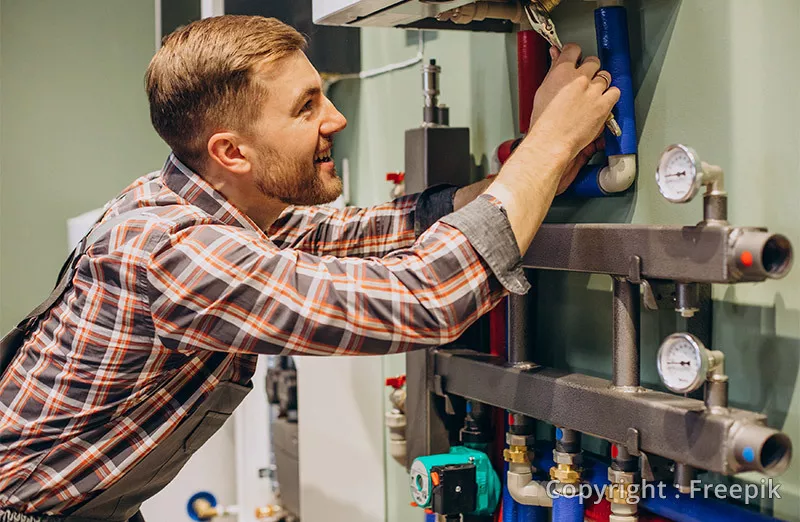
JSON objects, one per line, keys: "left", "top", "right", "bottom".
{"left": 192, "top": 498, "right": 219, "bottom": 520}
{"left": 606, "top": 482, "right": 639, "bottom": 505}
{"left": 255, "top": 505, "right": 282, "bottom": 519}
{"left": 533, "top": 0, "right": 563, "bottom": 13}
{"left": 503, "top": 444, "right": 530, "bottom": 464}
{"left": 549, "top": 463, "right": 581, "bottom": 484}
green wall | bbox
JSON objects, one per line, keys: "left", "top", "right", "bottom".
{"left": 0, "top": 0, "right": 169, "bottom": 331}
{"left": 329, "top": 1, "right": 799, "bottom": 520}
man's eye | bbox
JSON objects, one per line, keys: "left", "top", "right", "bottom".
{"left": 301, "top": 100, "right": 313, "bottom": 113}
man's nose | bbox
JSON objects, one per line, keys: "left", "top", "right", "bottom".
{"left": 320, "top": 98, "right": 347, "bottom": 135}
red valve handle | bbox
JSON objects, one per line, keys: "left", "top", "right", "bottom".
{"left": 385, "top": 375, "right": 406, "bottom": 389}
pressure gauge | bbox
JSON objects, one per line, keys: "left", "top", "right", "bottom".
{"left": 655, "top": 144, "right": 704, "bottom": 203}
{"left": 656, "top": 333, "right": 710, "bottom": 394}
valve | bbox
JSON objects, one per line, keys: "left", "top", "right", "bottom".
{"left": 386, "top": 172, "right": 405, "bottom": 199}
{"left": 385, "top": 374, "right": 406, "bottom": 389}
{"left": 385, "top": 374, "right": 407, "bottom": 466}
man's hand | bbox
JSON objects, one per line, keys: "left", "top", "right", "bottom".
{"left": 556, "top": 135, "right": 604, "bottom": 195}
{"left": 484, "top": 43, "right": 619, "bottom": 254}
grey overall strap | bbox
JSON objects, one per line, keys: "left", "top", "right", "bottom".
{"left": 0, "top": 207, "right": 155, "bottom": 373}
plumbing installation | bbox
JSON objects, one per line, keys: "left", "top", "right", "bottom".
{"left": 312, "top": 1, "right": 796, "bottom": 521}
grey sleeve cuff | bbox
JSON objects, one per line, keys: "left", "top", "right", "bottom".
{"left": 440, "top": 194, "right": 531, "bottom": 295}
{"left": 414, "top": 184, "right": 459, "bottom": 237}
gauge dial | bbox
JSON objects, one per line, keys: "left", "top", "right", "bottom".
{"left": 656, "top": 144, "right": 703, "bottom": 203}
{"left": 657, "top": 333, "right": 710, "bottom": 394}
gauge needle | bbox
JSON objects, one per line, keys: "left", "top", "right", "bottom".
{"left": 523, "top": 3, "right": 622, "bottom": 137}
{"left": 666, "top": 171, "right": 687, "bottom": 178}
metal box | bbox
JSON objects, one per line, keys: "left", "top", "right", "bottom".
{"left": 404, "top": 127, "right": 472, "bottom": 194}
{"left": 312, "top": 0, "right": 512, "bottom": 31}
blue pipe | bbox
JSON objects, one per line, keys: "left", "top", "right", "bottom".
{"left": 516, "top": 503, "right": 547, "bottom": 522}
{"left": 552, "top": 493, "right": 584, "bottom": 522}
{"left": 530, "top": 446, "right": 782, "bottom": 522}
{"left": 502, "top": 463, "right": 519, "bottom": 522}
{"left": 641, "top": 486, "right": 778, "bottom": 522}
{"left": 596, "top": 6, "right": 637, "bottom": 157}
{"left": 567, "top": 5, "right": 637, "bottom": 198}
{"left": 566, "top": 165, "right": 605, "bottom": 198}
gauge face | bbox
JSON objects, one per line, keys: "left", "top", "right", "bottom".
{"left": 656, "top": 144, "right": 701, "bottom": 203}
{"left": 410, "top": 459, "right": 431, "bottom": 506}
{"left": 657, "top": 333, "right": 708, "bottom": 393}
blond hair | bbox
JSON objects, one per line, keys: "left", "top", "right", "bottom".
{"left": 145, "top": 15, "right": 307, "bottom": 169}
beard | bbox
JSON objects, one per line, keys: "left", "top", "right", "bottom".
{"left": 253, "top": 144, "right": 342, "bottom": 206}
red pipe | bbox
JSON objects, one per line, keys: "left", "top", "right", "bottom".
{"left": 517, "top": 30, "right": 549, "bottom": 134}
{"left": 491, "top": 30, "right": 551, "bottom": 522}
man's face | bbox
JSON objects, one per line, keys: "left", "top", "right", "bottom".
{"left": 247, "top": 51, "right": 347, "bottom": 206}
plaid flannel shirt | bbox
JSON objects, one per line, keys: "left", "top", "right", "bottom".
{"left": 0, "top": 154, "right": 528, "bottom": 514}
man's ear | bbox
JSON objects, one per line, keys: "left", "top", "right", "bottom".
{"left": 207, "top": 132, "right": 251, "bottom": 175}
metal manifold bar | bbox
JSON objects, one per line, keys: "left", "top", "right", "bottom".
{"left": 522, "top": 224, "right": 793, "bottom": 283}
{"left": 432, "top": 350, "right": 792, "bottom": 476}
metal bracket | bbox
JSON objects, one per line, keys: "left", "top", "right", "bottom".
{"left": 625, "top": 427, "right": 641, "bottom": 456}
{"left": 626, "top": 255, "right": 659, "bottom": 311}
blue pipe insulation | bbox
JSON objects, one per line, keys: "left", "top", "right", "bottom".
{"left": 568, "top": 5, "right": 637, "bottom": 197}
{"left": 552, "top": 493, "right": 584, "bottom": 522}
{"left": 529, "top": 447, "right": 781, "bottom": 522}
{"left": 516, "top": 503, "right": 547, "bottom": 522}
{"left": 425, "top": 513, "right": 437, "bottom": 522}
{"left": 596, "top": 6, "right": 637, "bottom": 157}
{"left": 565, "top": 165, "right": 605, "bottom": 198}
{"left": 640, "top": 486, "right": 778, "bottom": 522}
{"left": 502, "top": 463, "right": 519, "bottom": 522}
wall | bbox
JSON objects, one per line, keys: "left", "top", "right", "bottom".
{"left": 0, "top": 0, "right": 169, "bottom": 330}
{"left": 0, "top": 3, "right": 239, "bottom": 522}
{"left": 328, "top": 0, "right": 799, "bottom": 520}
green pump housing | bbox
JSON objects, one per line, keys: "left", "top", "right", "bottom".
{"left": 409, "top": 446, "right": 500, "bottom": 517}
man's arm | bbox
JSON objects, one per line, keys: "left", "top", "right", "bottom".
{"left": 485, "top": 44, "right": 619, "bottom": 254}
{"left": 147, "top": 203, "right": 520, "bottom": 356}
{"left": 267, "top": 180, "right": 487, "bottom": 257}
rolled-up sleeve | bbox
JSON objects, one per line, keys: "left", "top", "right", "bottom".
{"left": 440, "top": 194, "right": 530, "bottom": 295}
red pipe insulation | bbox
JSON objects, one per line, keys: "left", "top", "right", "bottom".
{"left": 517, "top": 30, "right": 549, "bottom": 134}
{"left": 490, "top": 30, "right": 550, "bottom": 522}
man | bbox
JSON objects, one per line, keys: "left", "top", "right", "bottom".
{"left": 0, "top": 15, "right": 617, "bottom": 522}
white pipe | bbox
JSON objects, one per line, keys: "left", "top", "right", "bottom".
{"left": 507, "top": 463, "right": 553, "bottom": 507}
{"left": 437, "top": 2, "right": 524, "bottom": 24}
{"left": 200, "top": 0, "right": 224, "bottom": 18}
{"left": 598, "top": 154, "right": 637, "bottom": 193}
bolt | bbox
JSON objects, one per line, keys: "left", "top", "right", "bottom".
{"left": 455, "top": 486, "right": 462, "bottom": 493}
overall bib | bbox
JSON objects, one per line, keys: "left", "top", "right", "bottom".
{"left": 0, "top": 208, "right": 252, "bottom": 522}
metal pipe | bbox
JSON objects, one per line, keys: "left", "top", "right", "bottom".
{"left": 612, "top": 278, "right": 640, "bottom": 390}
{"left": 731, "top": 230, "right": 793, "bottom": 281}
{"left": 422, "top": 59, "right": 440, "bottom": 124}
{"left": 521, "top": 224, "right": 794, "bottom": 284}
{"left": 434, "top": 351, "right": 793, "bottom": 476}
{"left": 672, "top": 463, "right": 694, "bottom": 494}
{"left": 730, "top": 423, "right": 793, "bottom": 475}
{"left": 675, "top": 282, "right": 699, "bottom": 318}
